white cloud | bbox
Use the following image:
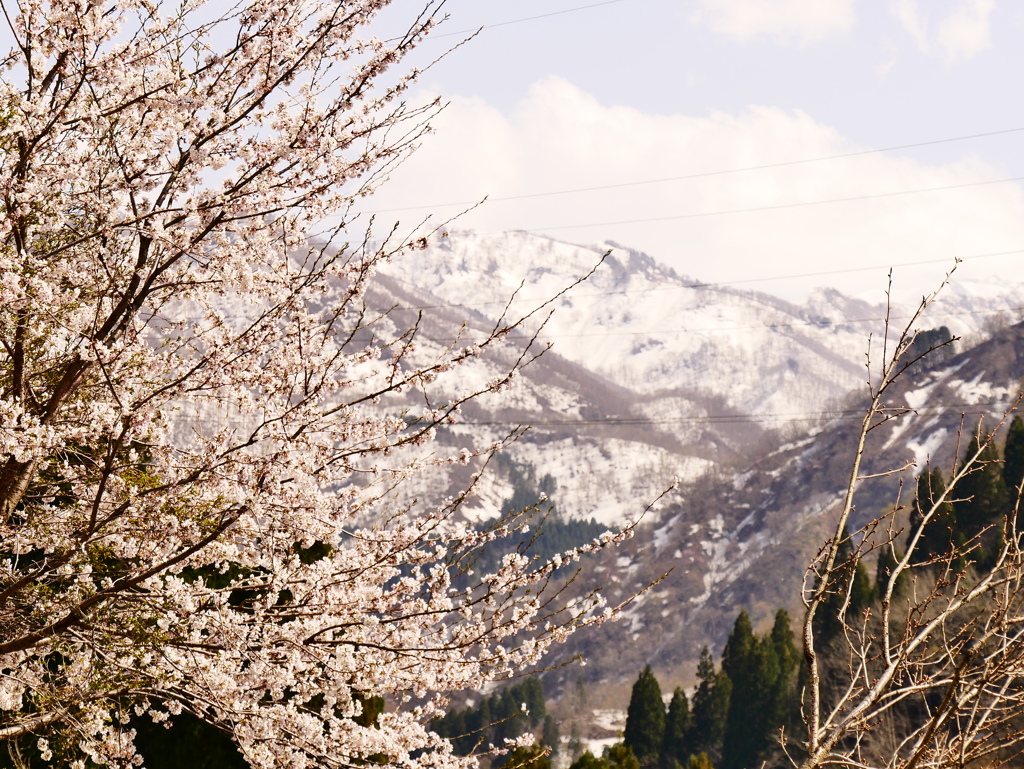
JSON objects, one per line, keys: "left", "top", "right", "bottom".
{"left": 361, "top": 77, "right": 1024, "bottom": 300}
{"left": 692, "top": 0, "right": 856, "bottom": 45}
{"left": 893, "top": 0, "right": 995, "bottom": 62}
{"left": 937, "top": 0, "right": 996, "bottom": 60}
{"left": 892, "top": 0, "right": 929, "bottom": 50}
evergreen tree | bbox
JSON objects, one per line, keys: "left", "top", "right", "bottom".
{"left": 574, "top": 676, "right": 589, "bottom": 711}
{"left": 954, "top": 432, "right": 1009, "bottom": 567}
{"left": 661, "top": 688, "right": 692, "bottom": 769}
{"left": 605, "top": 744, "right": 641, "bottom": 769}
{"left": 522, "top": 678, "right": 547, "bottom": 724}
{"left": 431, "top": 678, "right": 548, "bottom": 757}
{"left": 909, "top": 469, "right": 956, "bottom": 563}
{"left": 907, "top": 326, "right": 956, "bottom": 367}
{"left": 498, "top": 687, "right": 526, "bottom": 742}
{"left": 1004, "top": 415, "right": 1024, "bottom": 500}
{"left": 814, "top": 527, "right": 861, "bottom": 643}
{"left": 769, "top": 609, "right": 800, "bottom": 731}
{"left": 689, "top": 648, "right": 731, "bottom": 765}
{"left": 686, "top": 754, "right": 714, "bottom": 769}
{"left": 623, "top": 666, "right": 666, "bottom": 765}
{"left": 956, "top": 433, "right": 1009, "bottom": 536}
{"left": 569, "top": 753, "right": 607, "bottom": 769}
{"left": 720, "top": 610, "right": 754, "bottom": 683}
{"left": 849, "top": 561, "right": 874, "bottom": 615}
{"left": 720, "top": 639, "right": 772, "bottom": 769}
{"left": 543, "top": 715, "right": 561, "bottom": 759}
{"left": 720, "top": 611, "right": 758, "bottom": 769}
{"left": 568, "top": 721, "right": 585, "bottom": 763}
{"left": 687, "top": 647, "right": 716, "bottom": 754}
{"left": 875, "top": 544, "right": 907, "bottom": 599}
{"left": 504, "top": 744, "right": 552, "bottom": 769}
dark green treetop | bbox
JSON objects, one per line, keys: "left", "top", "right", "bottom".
{"left": 875, "top": 543, "right": 907, "bottom": 599}
{"left": 661, "top": 687, "right": 692, "bottom": 769}
{"left": 909, "top": 468, "right": 956, "bottom": 563}
{"left": 954, "top": 432, "right": 1009, "bottom": 539}
{"left": 543, "top": 715, "right": 560, "bottom": 757}
{"left": 689, "top": 648, "right": 731, "bottom": 765}
{"left": 720, "top": 610, "right": 754, "bottom": 683}
{"left": 1004, "top": 415, "right": 1024, "bottom": 499}
{"left": 623, "top": 665, "right": 666, "bottom": 764}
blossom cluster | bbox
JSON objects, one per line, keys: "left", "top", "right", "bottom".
{"left": 0, "top": 2, "right": 626, "bottom": 766}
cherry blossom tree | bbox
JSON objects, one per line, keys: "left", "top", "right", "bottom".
{"left": 0, "top": 1, "right": 625, "bottom": 766}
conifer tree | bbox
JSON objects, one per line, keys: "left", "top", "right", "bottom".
{"left": 505, "top": 744, "right": 552, "bottom": 769}
{"left": 814, "top": 527, "right": 863, "bottom": 642}
{"left": 543, "top": 716, "right": 560, "bottom": 759}
{"left": 522, "top": 678, "right": 548, "bottom": 724}
{"left": 721, "top": 608, "right": 803, "bottom": 769}
{"left": 955, "top": 433, "right": 1010, "bottom": 537}
{"left": 769, "top": 609, "right": 800, "bottom": 731}
{"left": 661, "top": 688, "right": 692, "bottom": 769}
{"left": 689, "top": 649, "right": 731, "bottom": 764}
{"left": 720, "top": 638, "right": 774, "bottom": 769}
{"left": 1004, "top": 415, "right": 1024, "bottom": 500}
{"left": 954, "top": 431, "right": 1009, "bottom": 567}
{"left": 569, "top": 722, "right": 585, "bottom": 763}
{"left": 720, "top": 611, "right": 758, "bottom": 769}
{"left": 605, "top": 745, "right": 641, "bottom": 769}
{"left": 850, "top": 561, "right": 874, "bottom": 614}
{"left": 720, "top": 610, "right": 755, "bottom": 683}
{"left": 623, "top": 666, "right": 666, "bottom": 765}
{"left": 876, "top": 543, "right": 907, "bottom": 598}
{"left": 909, "top": 469, "right": 956, "bottom": 563}
{"left": 569, "top": 752, "right": 606, "bottom": 769}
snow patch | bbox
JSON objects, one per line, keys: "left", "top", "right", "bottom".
{"left": 906, "top": 428, "right": 950, "bottom": 469}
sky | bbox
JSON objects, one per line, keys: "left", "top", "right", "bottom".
{"left": 358, "top": 0, "right": 1024, "bottom": 303}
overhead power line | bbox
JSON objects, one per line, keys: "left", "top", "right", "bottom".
{"left": 453, "top": 398, "right": 1014, "bottom": 429}
{"left": 512, "top": 175, "right": 1024, "bottom": 234}
{"left": 365, "top": 125, "right": 1024, "bottom": 213}
{"left": 423, "top": 0, "right": 630, "bottom": 40}
{"left": 171, "top": 396, "right": 1013, "bottom": 432}
{"left": 518, "top": 303, "right": 1024, "bottom": 339}
{"left": 371, "top": 246, "right": 1024, "bottom": 313}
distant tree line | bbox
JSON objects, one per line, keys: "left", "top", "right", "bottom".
{"left": 906, "top": 326, "right": 956, "bottom": 369}
{"left": 567, "top": 608, "right": 800, "bottom": 769}
{"left": 461, "top": 457, "right": 609, "bottom": 584}
{"left": 900, "top": 414, "right": 1024, "bottom": 572}
{"left": 431, "top": 678, "right": 551, "bottom": 758}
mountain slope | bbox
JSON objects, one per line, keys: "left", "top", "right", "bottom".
{"left": 543, "top": 319, "right": 1024, "bottom": 698}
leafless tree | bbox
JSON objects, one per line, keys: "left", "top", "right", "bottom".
{"left": 795, "top": 267, "right": 1024, "bottom": 769}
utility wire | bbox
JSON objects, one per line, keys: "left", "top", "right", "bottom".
{"left": 365, "top": 125, "right": 1024, "bottom": 213}
{"left": 511, "top": 175, "right": 1024, "bottom": 233}
{"left": 516, "top": 303, "right": 1022, "bottom": 339}
{"left": 421, "top": 0, "right": 630, "bottom": 40}
{"left": 161, "top": 299, "right": 1020, "bottom": 341}
{"left": 165, "top": 246, "right": 1024, "bottom": 327}
{"left": 171, "top": 397, "right": 1012, "bottom": 431}
{"left": 451, "top": 398, "right": 1013, "bottom": 428}
{"left": 370, "top": 246, "right": 1024, "bottom": 313}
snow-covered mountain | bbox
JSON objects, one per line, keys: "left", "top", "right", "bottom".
{"left": 371, "top": 231, "right": 1023, "bottom": 527}
{"left": 382, "top": 231, "right": 1021, "bottom": 424}
{"left": 367, "top": 230, "right": 1024, "bottom": 697}
{"left": 382, "top": 232, "right": 867, "bottom": 416}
